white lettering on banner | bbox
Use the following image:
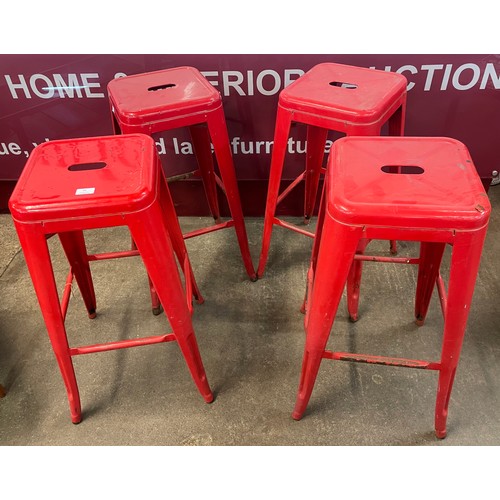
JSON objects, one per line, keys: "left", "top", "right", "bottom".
{"left": 222, "top": 71, "right": 245, "bottom": 96}
{"left": 31, "top": 74, "right": 55, "bottom": 98}
{"left": 5, "top": 73, "right": 104, "bottom": 99}
{"left": 4, "top": 75, "right": 30, "bottom": 98}
{"left": 284, "top": 69, "right": 304, "bottom": 88}
{"left": 164, "top": 137, "right": 331, "bottom": 156}
{"left": 156, "top": 137, "right": 166, "bottom": 154}
{"left": 441, "top": 64, "right": 453, "bottom": 91}
{"left": 201, "top": 69, "right": 304, "bottom": 96}
{"left": 53, "top": 74, "right": 83, "bottom": 98}
{"left": 394, "top": 65, "right": 417, "bottom": 91}
{"left": 80, "top": 74, "right": 105, "bottom": 97}
{"left": 256, "top": 70, "right": 281, "bottom": 96}
{"left": 372, "top": 62, "right": 500, "bottom": 91}
{"left": 248, "top": 70, "right": 254, "bottom": 95}
{"left": 2, "top": 63, "right": 499, "bottom": 103}
{"left": 0, "top": 138, "right": 50, "bottom": 158}
{"left": 0, "top": 142, "right": 22, "bottom": 155}
{"left": 452, "top": 64, "right": 481, "bottom": 90}
{"left": 422, "top": 65, "right": 444, "bottom": 91}
{"left": 481, "top": 64, "right": 500, "bottom": 89}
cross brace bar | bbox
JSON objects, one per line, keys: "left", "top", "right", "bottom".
{"left": 322, "top": 350, "right": 441, "bottom": 370}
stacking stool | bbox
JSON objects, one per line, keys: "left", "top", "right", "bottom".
{"left": 107, "top": 66, "right": 256, "bottom": 281}
{"left": 293, "top": 136, "right": 490, "bottom": 438}
{"left": 8, "top": 134, "right": 213, "bottom": 423}
{"left": 257, "top": 62, "right": 408, "bottom": 278}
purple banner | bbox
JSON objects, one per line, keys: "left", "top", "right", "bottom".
{"left": 1, "top": 54, "right": 499, "bottom": 184}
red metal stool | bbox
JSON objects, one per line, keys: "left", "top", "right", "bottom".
{"left": 293, "top": 136, "right": 490, "bottom": 438}
{"left": 257, "top": 62, "right": 408, "bottom": 278}
{"left": 8, "top": 134, "right": 213, "bottom": 424}
{"left": 107, "top": 66, "right": 257, "bottom": 281}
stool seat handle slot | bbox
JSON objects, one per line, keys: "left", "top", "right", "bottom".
{"left": 68, "top": 162, "right": 107, "bottom": 171}
{"left": 381, "top": 165, "right": 424, "bottom": 175}
{"left": 147, "top": 83, "right": 176, "bottom": 91}
{"left": 329, "top": 81, "right": 358, "bottom": 89}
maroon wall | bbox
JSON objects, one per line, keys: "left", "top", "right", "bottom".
{"left": 1, "top": 54, "right": 498, "bottom": 214}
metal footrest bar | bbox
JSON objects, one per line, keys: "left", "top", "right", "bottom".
{"left": 347, "top": 254, "right": 448, "bottom": 320}
{"left": 214, "top": 172, "right": 226, "bottom": 196}
{"left": 166, "top": 169, "right": 199, "bottom": 183}
{"left": 183, "top": 220, "right": 235, "bottom": 240}
{"left": 275, "top": 168, "right": 327, "bottom": 208}
{"left": 277, "top": 171, "right": 306, "bottom": 207}
{"left": 59, "top": 250, "right": 185, "bottom": 358}
{"left": 354, "top": 255, "right": 420, "bottom": 264}
{"left": 87, "top": 250, "right": 140, "bottom": 262}
{"left": 273, "top": 217, "right": 315, "bottom": 238}
{"left": 69, "top": 333, "right": 176, "bottom": 356}
{"left": 322, "top": 350, "right": 441, "bottom": 370}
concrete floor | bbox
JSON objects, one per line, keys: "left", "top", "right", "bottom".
{"left": 0, "top": 187, "right": 499, "bottom": 447}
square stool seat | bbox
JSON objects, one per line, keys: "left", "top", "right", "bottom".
{"left": 293, "top": 136, "right": 491, "bottom": 439}
{"left": 9, "top": 135, "right": 157, "bottom": 222}
{"left": 328, "top": 136, "right": 490, "bottom": 230}
{"left": 108, "top": 66, "right": 221, "bottom": 130}
{"left": 280, "top": 62, "right": 408, "bottom": 127}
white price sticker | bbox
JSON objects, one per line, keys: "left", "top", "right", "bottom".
{"left": 75, "top": 187, "right": 95, "bottom": 195}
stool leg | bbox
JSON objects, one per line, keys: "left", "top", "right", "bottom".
{"left": 15, "top": 223, "right": 82, "bottom": 423}
{"left": 130, "top": 236, "right": 162, "bottom": 315}
{"left": 110, "top": 107, "right": 122, "bottom": 135}
{"left": 414, "top": 242, "right": 446, "bottom": 326}
{"left": 304, "top": 125, "right": 328, "bottom": 224}
{"left": 111, "top": 107, "right": 162, "bottom": 313}
{"left": 158, "top": 169, "right": 204, "bottom": 305}
{"left": 310, "top": 178, "right": 328, "bottom": 276}
{"left": 388, "top": 101, "right": 406, "bottom": 255}
{"left": 189, "top": 124, "right": 221, "bottom": 223}
{"left": 207, "top": 108, "right": 256, "bottom": 281}
{"left": 293, "top": 219, "right": 362, "bottom": 420}
{"left": 434, "top": 231, "right": 486, "bottom": 439}
{"left": 301, "top": 179, "right": 327, "bottom": 316}
{"left": 58, "top": 231, "right": 97, "bottom": 319}
{"left": 388, "top": 102, "right": 406, "bottom": 137}
{"left": 257, "top": 106, "right": 293, "bottom": 278}
{"left": 127, "top": 203, "right": 213, "bottom": 403}
{"left": 346, "top": 238, "right": 371, "bottom": 322}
